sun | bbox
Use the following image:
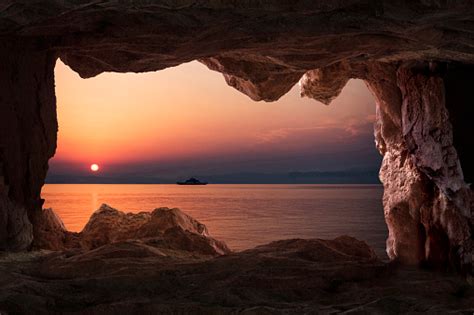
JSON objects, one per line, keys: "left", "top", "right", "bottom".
{"left": 90, "top": 164, "right": 100, "bottom": 172}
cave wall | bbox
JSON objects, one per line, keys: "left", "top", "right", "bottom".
{"left": 0, "top": 42, "right": 57, "bottom": 250}
{"left": 382, "top": 63, "right": 472, "bottom": 272}
{"left": 300, "top": 61, "right": 473, "bottom": 272}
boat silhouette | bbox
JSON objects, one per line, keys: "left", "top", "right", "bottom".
{"left": 176, "top": 177, "right": 208, "bottom": 185}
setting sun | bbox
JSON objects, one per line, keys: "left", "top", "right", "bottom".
{"left": 90, "top": 164, "right": 100, "bottom": 172}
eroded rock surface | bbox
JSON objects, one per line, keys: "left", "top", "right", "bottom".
{"left": 31, "top": 208, "right": 68, "bottom": 251}
{"left": 299, "top": 61, "right": 473, "bottom": 273}
{"left": 0, "top": 45, "right": 57, "bottom": 251}
{"left": 0, "top": 235, "right": 472, "bottom": 314}
{"left": 33, "top": 204, "right": 230, "bottom": 256}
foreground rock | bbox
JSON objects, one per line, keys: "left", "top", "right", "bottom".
{"left": 0, "top": 235, "right": 472, "bottom": 314}
{"left": 33, "top": 204, "right": 230, "bottom": 256}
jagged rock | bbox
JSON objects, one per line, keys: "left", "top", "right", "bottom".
{"left": 395, "top": 65, "right": 472, "bottom": 271}
{"left": 30, "top": 208, "right": 81, "bottom": 251}
{"left": 80, "top": 204, "right": 230, "bottom": 256}
{"left": 31, "top": 208, "right": 66, "bottom": 251}
{"left": 30, "top": 204, "right": 231, "bottom": 256}
{"left": 300, "top": 61, "right": 473, "bottom": 273}
{"left": 375, "top": 64, "right": 472, "bottom": 272}
{"left": 299, "top": 61, "right": 354, "bottom": 105}
{"left": 80, "top": 204, "right": 151, "bottom": 249}
{"left": 137, "top": 207, "right": 210, "bottom": 237}
{"left": 201, "top": 56, "right": 305, "bottom": 102}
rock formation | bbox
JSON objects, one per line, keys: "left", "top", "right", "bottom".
{"left": 31, "top": 208, "right": 70, "bottom": 251}
{"left": 1, "top": 234, "right": 473, "bottom": 313}
{"left": 301, "top": 61, "right": 473, "bottom": 272}
{"left": 32, "top": 204, "right": 231, "bottom": 256}
{"left": 80, "top": 204, "right": 231, "bottom": 255}
{"left": 0, "top": 1, "right": 472, "bottom": 273}
{"left": 0, "top": 45, "right": 57, "bottom": 251}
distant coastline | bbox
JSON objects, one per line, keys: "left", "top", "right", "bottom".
{"left": 45, "top": 169, "right": 381, "bottom": 185}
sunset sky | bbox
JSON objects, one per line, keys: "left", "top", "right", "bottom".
{"left": 48, "top": 60, "right": 381, "bottom": 182}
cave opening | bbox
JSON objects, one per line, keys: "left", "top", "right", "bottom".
{"left": 40, "top": 59, "right": 388, "bottom": 256}
{"left": 1, "top": 4, "right": 474, "bottom": 312}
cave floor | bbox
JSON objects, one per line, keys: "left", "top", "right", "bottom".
{"left": 0, "top": 238, "right": 472, "bottom": 314}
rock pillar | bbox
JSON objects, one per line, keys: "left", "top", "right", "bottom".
{"left": 0, "top": 43, "right": 57, "bottom": 250}
{"left": 372, "top": 62, "right": 472, "bottom": 272}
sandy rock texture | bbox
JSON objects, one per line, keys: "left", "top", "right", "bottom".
{"left": 0, "top": 1, "right": 472, "bottom": 273}
{"left": 31, "top": 208, "right": 70, "bottom": 251}
{"left": 80, "top": 204, "right": 230, "bottom": 255}
{"left": 0, "top": 234, "right": 472, "bottom": 314}
{"left": 33, "top": 204, "right": 231, "bottom": 256}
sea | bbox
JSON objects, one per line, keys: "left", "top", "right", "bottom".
{"left": 42, "top": 184, "right": 388, "bottom": 258}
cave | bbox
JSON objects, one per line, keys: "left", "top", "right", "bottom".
{"left": 0, "top": 1, "right": 472, "bottom": 278}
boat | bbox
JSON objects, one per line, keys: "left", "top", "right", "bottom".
{"left": 176, "top": 177, "right": 208, "bottom": 185}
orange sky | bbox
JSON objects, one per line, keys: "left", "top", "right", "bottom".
{"left": 51, "top": 60, "right": 378, "bottom": 177}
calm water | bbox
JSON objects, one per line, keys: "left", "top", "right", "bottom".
{"left": 42, "top": 184, "right": 387, "bottom": 258}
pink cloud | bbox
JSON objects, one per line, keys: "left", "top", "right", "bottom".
{"left": 256, "top": 115, "right": 375, "bottom": 146}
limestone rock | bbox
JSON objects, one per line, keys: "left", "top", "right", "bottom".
{"left": 137, "top": 207, "right": 210, "bottom": 238}
{"left": 201, "top": 56, "right": 304, "bottom": 102}
{"left": 300, "top": 60, "right": 473, "bottom": 273}
{"left": 80, "top": 204, "right": 230, "bottom": 256}
{"left": 299, "top": 61, "right": 353, "bottom": 105}
{"left": 80, "top": 204, "right": 151, "bottom": 249}
{"left": 31, "top": 208, "right": 66, "bottom": 251}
